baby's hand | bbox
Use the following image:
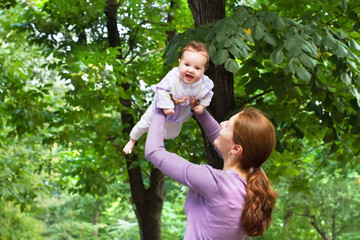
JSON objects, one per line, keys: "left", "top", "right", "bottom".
{"left": 194, "top": 104, "right": 206, "bottom": 115}
{"left": 172, "top": 95, "right": 188, "bottom": 104}
{"left": 163, "top": 108, "right": 175, "bottom": 115}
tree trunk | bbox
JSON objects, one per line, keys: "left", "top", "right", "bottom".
{"left": 187, "top": 0, "right": 226, "bottom": 27}
{"left": 188, "top": 0, "right": 234, "bottom": 169}
{"left": 105, "top": 1, "right": 165, "bottom": 239}
{"left": 92, "top": 202, "right": 100, "bottom": 237}
{"left": 126, "top": 157, "right": 164, "bottom": 240}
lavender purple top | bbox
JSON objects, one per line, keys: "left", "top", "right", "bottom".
{"left": 145, "top": 108, "right": 247, "bottom": 240}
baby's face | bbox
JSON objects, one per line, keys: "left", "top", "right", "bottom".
{"left": 178, "top": 49, "right": 207, "bottom": 84}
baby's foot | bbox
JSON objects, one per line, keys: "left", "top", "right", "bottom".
{"left": 163, "top": 108, "right": 175, "bottom": 115}
{"left": 123, "top": 138, "right": 137, "bottom": 154}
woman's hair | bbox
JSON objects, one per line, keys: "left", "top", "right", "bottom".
{"left": 180, "top": 41, "right": 210, "bottom": 69}
{"left": 233, "top": 107, "right": 277, "bottom": 236}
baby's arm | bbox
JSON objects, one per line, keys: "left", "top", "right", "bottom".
{"left": 164, "top": 95, "right": 189, "bottom": 115}
{"left": 163, "top": 108, "right": 175, "bottom": 115}
{"left": 156, "top": 89, "right": 175, "bottom": 115}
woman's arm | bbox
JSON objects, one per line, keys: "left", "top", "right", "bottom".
{"left": 193, "top": 108, "right": 221, "bottom": 145}
{"left": 145, "top": 108, "right": 218, "bottom": 197}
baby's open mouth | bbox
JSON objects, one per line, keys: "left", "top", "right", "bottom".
{"left": 186, "top": 74, "right": 193, "bottom": 80}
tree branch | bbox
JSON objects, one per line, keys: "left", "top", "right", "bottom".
{"left": 304, "top": 147, "right": 332, "bottom": 182}
{"left": 305, "top": 206, "right": 330, "bottom": 240}
{"left": 240, "top": 88, "right": 274, "bottom": 108}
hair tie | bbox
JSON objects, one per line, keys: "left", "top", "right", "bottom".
{"left": 253, "top": 167, "right": 262, "bottom": 173}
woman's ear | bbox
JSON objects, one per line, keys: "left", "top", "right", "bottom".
{"left": 231, "top": 144, "right": 242, "bottom": 155}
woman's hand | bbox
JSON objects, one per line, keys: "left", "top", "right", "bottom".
{"left": 189, "top": 96, "right": 202, "bottom": 113}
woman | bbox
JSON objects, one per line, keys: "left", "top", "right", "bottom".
{"left": 145, "top": 97, "right": 277, "bottom": 239}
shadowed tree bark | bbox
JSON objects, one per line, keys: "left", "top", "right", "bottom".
{"left": 188, "top": 0, "right": 234, "bottom": 170}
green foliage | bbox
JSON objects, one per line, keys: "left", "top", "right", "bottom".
{"left": 1, "top": 0, "right": 360, "bottom": 239}
{"left": 36, "top": 194, "right": 99, "bottom": 240}
{"left": 0, "top": 203, "right": 45, "bottom": 240}
{"left": 266, "top": 169, "right": 360, "bottom": 240}
{"left": 161, "top": 179, "right": 187, "bottom": 240}
{"left": 0, "top": 134, "right": 50, "bottom": 210}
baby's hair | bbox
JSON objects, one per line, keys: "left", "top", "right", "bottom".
{"left": 180, "top": 41, "right": 210, "bottom": 69}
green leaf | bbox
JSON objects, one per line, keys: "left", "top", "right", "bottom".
{"left": 334, "top": 44, "right": 348, "bottom": 58}
{"left": 339, "top": 0, "right": 347, "bottom": 9}
{"left": 238, "top": 47, "right": 249, "bottom": 59}
{"left": 313, "top": 32, "right": 322, "bottom": 45}
{"left": 270, "top": 47, "right": 284, "bottom": 65}
{"left": 340, "top": 72, "right": 351, "bottom": 85}
{"left": 322, "top": 34, "right": 337, "bottom": 51}
{"left": 348, "top": 39, "right": 360, "bottom": 51}
{"left": 346, "top": 59, "right": 357, "bottom": 70}
{"left": 284, "top": 35, "right": 303, "bottom": 51}
{"left": 273, "top": 15, "right": 286, "bottom": 30}
{"left": 287, "top": 47, "right": 302, "bottom": 58}
{"left": 205, "top": 30, "right": 216, "bottom": 42}
{"left": 213, "top": 49, "right": 229, "bottom": 66}
{"left": 302, "top": 41, "right": 318, "bottom": 58}
{"left": 299, "top": 53, "right": 316, "bottom": 68}
{"left": 285, "top": 58, "right": 297, "bottom": 74}
{"left": 263, "top": 33, "right": 276, "bottom": 45}
{"left": 233, "top": 37, "right": 250, "bottom": 51}
{"left": 228, "top": 45, "right": 241, "bottom": 58}
{"left": 349, "top": 86, "right": 360, "bottom": 107}
{"left": 243, "top": 17, "right": 255, "bottom": 29}
{"left": 337, "top": 30, "right": 348, "bottom": 39}
{"left": 217, "top": 38, "right": 232, "bottom": 49}
{"left": 296, "top": 67, "right": 311, "bottom": 82}
{"left": 216, "top": 32, "right": 228, "bottom": 44}
{"left": 264, "top": 12, "right": 276, "bottom": 23}
{"left": 224, "top": 58, "right": 239, "bottom": 73}
{"left": 253, "top": 24, "right": 265, "bottom": 41}
{"left": 208, "top": 44, "right": 216, "bottom": 57}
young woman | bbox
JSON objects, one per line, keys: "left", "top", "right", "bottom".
{"left": 145, "top": 97, "right": 277, "bottom": 239}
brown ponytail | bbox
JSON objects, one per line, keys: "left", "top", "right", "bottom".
{"left": 241, "top": 170, "right": 277, "bottom": 236}
{"left": 232, "top": 107, "right": 277, "bottom": 236}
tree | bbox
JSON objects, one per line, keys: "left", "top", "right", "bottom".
{"left": 186, "top": 0, "right": 234, "bottom": 169}
{"left": 13, "top": 0, "right": 192, "bottom": 239}
{"left": 165, "top": 0, "right": 360, "bottom": 175}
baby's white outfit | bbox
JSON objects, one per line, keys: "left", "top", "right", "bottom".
{"left": 129, "top": 67, "right": 214, "bottom": 140}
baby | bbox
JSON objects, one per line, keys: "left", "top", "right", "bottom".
{"left": 123, "top": 41, "right": 214, "bottom": 154}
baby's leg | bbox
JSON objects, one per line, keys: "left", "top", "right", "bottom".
{"left": 164, "top": 122, "right": 182, "bottom": 140}
{"left": 123, "top": 106, "right": 152, "bottom": 154}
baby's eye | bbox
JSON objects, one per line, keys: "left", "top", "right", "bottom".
{"left": 195, "top": 67, "right": 200, "bottom": 70}
{"left": 185, "top": 63, "right": 189, "bottom": 66}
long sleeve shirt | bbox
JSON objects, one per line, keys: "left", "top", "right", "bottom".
{"left": 151, "top": 67, "right": 214, "bottom": 123}
{"left": 145, "top": 108, "right": 247, "bottom": 240}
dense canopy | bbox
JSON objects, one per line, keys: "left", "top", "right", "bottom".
{"left": 1, "top": 0, "right": 359, "bottom": 239}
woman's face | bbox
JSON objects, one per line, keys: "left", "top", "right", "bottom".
{"left": 214, "top": 113, "right": 239, "bottom": 158}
